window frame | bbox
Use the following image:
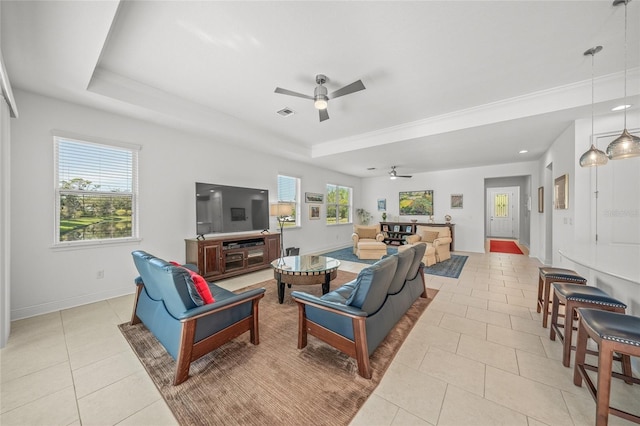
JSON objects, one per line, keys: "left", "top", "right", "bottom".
{"left": 53, "top": 133, "right": 140, "bottom": 248}
{"left": 276, "top": 174, "right": 301, "bottom": 228}
{"left": 326, "top": 183, "right": 353, "bottom": 225}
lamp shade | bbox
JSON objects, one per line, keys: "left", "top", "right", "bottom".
{"left": 314, "top": 96, "right": 328, "bottom": 110}
{"left": 606, "top": 129, "right": 640, "bottom": 159}
{"left": 580, "top": 144, "right": 609, "bottom": 167}
{"left": 607, "top": 0, "right": 640, "bottom": 160}
{"left": 579, "top": 46, "right": 607, "bottom": 168}
{"left": 270, "top": 203, "right": 293, "bottom": 217}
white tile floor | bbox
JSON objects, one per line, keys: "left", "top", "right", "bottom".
{"left": 1, "top": 249, "right": 639, "bottom": 425}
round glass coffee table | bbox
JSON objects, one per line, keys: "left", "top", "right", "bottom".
{"left": 271, "top": 255, "right": 341, "bottom": 304}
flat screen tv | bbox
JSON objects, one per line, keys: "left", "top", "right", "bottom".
{"left": 195, "top": 183, "right": 270, "bottom": 235}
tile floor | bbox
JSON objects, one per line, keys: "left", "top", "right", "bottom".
{"left": 1, "top": 249, "right": 639, "bottom": 425}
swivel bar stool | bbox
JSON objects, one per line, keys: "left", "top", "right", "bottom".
{"left": 537, "top": 267, "right": 587, "bottom": 328}
{"left": 574, "top": 308, "right": 639, "bottom": 426}
{"left": 549, "top": 283, "right": 626, "bottom": 368}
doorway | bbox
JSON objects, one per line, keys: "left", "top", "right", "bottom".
{"left": 487, "top": 186, "right": 520, "bottom": 238}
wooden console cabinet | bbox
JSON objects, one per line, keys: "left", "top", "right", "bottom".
{"left": 380, "top": 222, "right": 455, "bottom": 251}
{"left": 185, "top": 232, "right": 281, "bottom": 281}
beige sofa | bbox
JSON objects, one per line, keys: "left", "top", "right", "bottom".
{"left": 404, "top": 225, "right": 452, "bottom": 262}
{"left": 351, "top": 224, "right": 384, "bottom": 254}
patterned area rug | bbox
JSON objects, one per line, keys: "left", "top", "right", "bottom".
{"left": 119, "top": 271, "right": 437, "bottom": 426}
{"left": 320, "top": 247, "right": 468, "bottom": 279}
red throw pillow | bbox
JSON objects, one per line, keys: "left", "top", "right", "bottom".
{"left": 170, "top": 262, "right": 215, "bottom": 305}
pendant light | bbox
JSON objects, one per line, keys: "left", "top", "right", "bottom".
{"left": 606, "top": 0, "right": 640, "bottom": 159}
{"left": 580, "top": 46, "right": 609, "bottom": 167}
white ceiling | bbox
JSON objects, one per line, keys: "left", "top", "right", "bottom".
{"left": 2, "top": 1, "right": 639, "bottom": 178}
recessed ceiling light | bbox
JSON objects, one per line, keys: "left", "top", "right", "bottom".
{"left": 519, "top": 150, "right": 528, "bottom": 154}
{"left": 611, "top": 104, "right": 631, "bottom": 111}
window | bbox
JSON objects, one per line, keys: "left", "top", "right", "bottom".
{"left": 326, "top": 184, "right": 352, "bottom": 225}
{"left": 494, "top": 193, "right": 509, "bottom": 217}
{"left": 277, "top": 175, "right": 300, "bottom": 227}
{"left": 54, "top": 135, "right": 140, "bottom": 246}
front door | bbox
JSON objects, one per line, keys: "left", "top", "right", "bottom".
{"left": 488, "top": 187, "right": 519, "bottom": 238}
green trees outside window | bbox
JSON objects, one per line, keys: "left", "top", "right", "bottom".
{"left": 326, "top": 184, "right": 352, "bottom": 225}
{"left": 54, "top": 136, "right": 139, "bottom": 245}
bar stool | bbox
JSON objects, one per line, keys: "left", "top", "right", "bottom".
{"left": 550, "top": 283, "right": 627, "bottom": 368}
{"left": 538, "top": 267, "right": 587, "bottom": 328}
{"left": 573, "top": 308, "right": 639, "bottom": 426}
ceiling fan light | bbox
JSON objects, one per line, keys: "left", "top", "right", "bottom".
{"left": 606, "top": 129, "right": 640, "bottom": 159}
{"left": 314, "top": 96, "right": 328, "bottom": 110}
{"left": 579, "top": 144, "right": 609, "bottom": 167}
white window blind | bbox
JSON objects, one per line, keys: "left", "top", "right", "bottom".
{"left": 277, "top": 174, "right": 300, "bottom": 227}
{"left": 54, "top": 135, "right": 140, "bottom": 246}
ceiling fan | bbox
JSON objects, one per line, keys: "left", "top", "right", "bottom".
{"left": 274, "top": 74, "right": 365, "bottom": 122}
{"left": 389, "top": 166, "right": 412, "bottom": 179}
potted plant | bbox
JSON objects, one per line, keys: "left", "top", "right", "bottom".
{"left": 381, "top": 212, "right": 387, "bottom": 221}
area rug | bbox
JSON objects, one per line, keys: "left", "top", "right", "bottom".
{"left": 320, "top": 247, "right": 468, "bottom": 279}
{"left": 119, "top": 271, "right": 437, "bottom": 426}
{"left": 490, "top": 239, "right": 524, "bottom": 254}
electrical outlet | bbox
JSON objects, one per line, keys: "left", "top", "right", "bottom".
{"left": 96, "top": 270, "right": 104, "bottom": 279}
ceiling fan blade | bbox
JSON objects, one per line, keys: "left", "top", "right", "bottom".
{"left": 319, "top": 108, "right": 330, "bottom": 122}
{"left": 398, "top": 175, "right": 412, "bottom": 178}
{"left": 328, "top": 80, "right": 366, "bottom": 99}
{"left": 274, "top": 87, "right": 314, "bottom": 100}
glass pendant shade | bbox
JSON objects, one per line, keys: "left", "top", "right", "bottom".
{"left": 580, "top": 144, "right": 609, "bottom": 167}
{"left": 607, "top": 0, "right": 640, "bottom": 159}
{"left": 606, "top": 129, "right": 640, "bottom": 159}
{"left": 579, "top": 46, "right": 607, "bottom": 167}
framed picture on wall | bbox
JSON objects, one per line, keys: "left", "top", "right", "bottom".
{"left": 399, "top": 190, "right": 433, "bottom": 215}
{"left": 377, "top": 198, "right": 386, "bottom": 211}
{"left": 309, "top": 205, "right": 320, "bottom": 220}
{"left": 554, "top": 174, "right": 568, "bottom": 210}
{"left": 538, "top": 187, "right": 544, "bottom": 213}
{"left": 450, "top": 194, "right": 463, "bottom": 209}
{"left": 305, "top": 192, "right": 324, "bottom": 203}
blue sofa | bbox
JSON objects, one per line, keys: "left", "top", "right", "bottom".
{"left": 291, "top": 244, "right": 427, "bottom": 378}
{"left": 130, "top": 250, "right": 265, "bottom": 385}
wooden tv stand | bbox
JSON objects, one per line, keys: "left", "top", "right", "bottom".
{"left": 185, "top": 232, "right": 281, "bottom": 281}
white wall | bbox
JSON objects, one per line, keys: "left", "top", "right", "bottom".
{"left": 9, "top": 90, "right": 360, "bottom": 320}
{"left": 1, "top": 94, "right": 11, "bottom": 347}
{"left": 361, "top": 161, "right": 540, "bottom": 255}
{"left": 536, "top": 124, "right": 577, "bottom": 266}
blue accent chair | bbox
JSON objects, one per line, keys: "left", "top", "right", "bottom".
{"left": 130, "top": 250, "right": 265, "bottom": 385}
{"left": 291, "top": 244, "right": 427, "bottom": 378}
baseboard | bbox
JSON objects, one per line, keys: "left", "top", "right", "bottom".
{"left": 11, "top": 286, "right": 134, "bottom": 321}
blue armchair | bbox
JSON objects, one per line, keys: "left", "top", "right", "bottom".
{"left": 291, "top": 244, "right": 427, "bottom": 378}
{"left": 130, "top": 250, "right": 265, "bottom": 385}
